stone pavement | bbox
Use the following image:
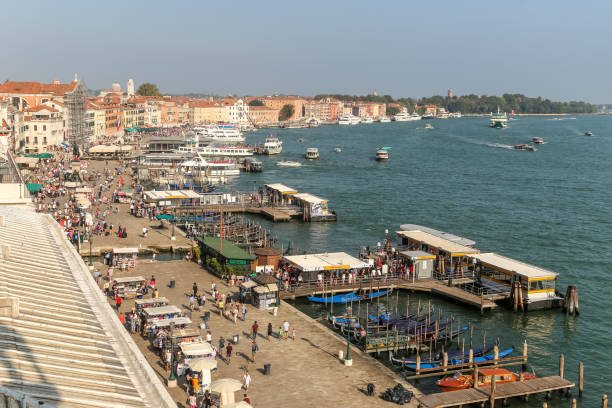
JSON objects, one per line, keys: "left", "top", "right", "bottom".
{"left": 99, "top": 259, "right": 422, "bottom": 407}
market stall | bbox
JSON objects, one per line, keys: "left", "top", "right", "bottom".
{"left": 134, "top": 297, "right": 169, "bottom": 311}
{"left": 113, "top": 276, "right": 146, "bottom": 298}
{"left": 252, "top": 283, "right": 278, "bottom": 310}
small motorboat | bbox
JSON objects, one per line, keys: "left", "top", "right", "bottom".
{"left": 308, "top": 289, "right": 391, "bottom": 304}
{"left": 298, "top": 138, "right": 304, "bottom": 142}
{"left": 585, "top": 131, "right": 593, "bottom": 136}
{"left": 376, "top": 147, "right": 391, "bottom": 161}
{"left": 276, "top": 160, "right": 302, "bottom": 167}
{"left": 333, "top": 147, "right": 342, "bottom": 153}
{"left": 532, "top": 137, "right": 544, "bottom": 144}
{"left": 424, "top": 124, "right": 434, "bottom": 129}
{"left": 437, "top": 368, "right": 536, "bottom": 392}
{"left": 513, "top": 144, "right": 536, "bottom": 152}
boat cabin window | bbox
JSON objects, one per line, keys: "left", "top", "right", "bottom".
{"left": 527, "top": 279, "right": 555, "bottom": 291}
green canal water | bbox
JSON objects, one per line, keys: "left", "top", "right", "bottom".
{"left": 221, "top": 116, "right": 611, "bottom": 406}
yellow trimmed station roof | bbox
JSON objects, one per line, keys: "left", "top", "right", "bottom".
{"left": 468, "top": 252, "right": 558, "bottom": 280}
{"left": 265, "top": 183, "right": 297, "bottom": 195}
{"left": 397, "top": 230, "right": 480, "bottom": 256}
{"left": 282, "top": 252, "right": 369, "bottom": 272}
{"left": 399, "top": 250, "right": 437, "bottom": 260}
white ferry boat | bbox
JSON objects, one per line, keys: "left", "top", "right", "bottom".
{"left": 490, "top": 107, "right": 508, "bottom": 128}
{"left": 262, "top": 137, "right": 283, "bottom": 155}
{"left": 338, "top": 114, "right": 361, "bottom": 125}
{"left": 197, "top": 124, "right": 245, "bottom": 143}
{"left": 375, "top": 147, "right": 390, "bottom": 161}
{"left": 179, "top": 153, "right": 241, "bottom": 176}
{"left": 393, "top": 112, "right": 412, "bottom": 122}
{"left": 176, "top": 145, "right": 253, "bottom": 157}
{"left": 305, "top": 147, "right": 319, "bottom": 160}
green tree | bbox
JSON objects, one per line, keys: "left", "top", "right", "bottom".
{"left": 136, "top": 83, "right": 160, "bottom": 96}
{"left": 386, "top": 106, "right": 400, "bottom": 116}
{"left": 279, "top": 104, "right": 295, "bottom": 121}
{"left": 248, "top": 99, "right": 264, "bottom": 106}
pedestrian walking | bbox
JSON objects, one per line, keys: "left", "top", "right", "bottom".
{"left": 241, "top": 304, "right": 247, "bottom": 321}
{"left": 278, "top": 326, "right": 283, "bottom": 340}
{"left": 243, "top": 370, "right": 251, "bottom": 391}
{"left": 267, "top": 322, "right": 273, "bottom": 341}
{"left": 219, "top": 336, "right": 225, "bottom": 354}
{"left": 251, "top": 340, "right": 259, "bottom": 362}
{"left": 193, "top": 282, "right": 198, "bottom": 297}
{"left": 226, "top": 343, "right": 232, "bottom": 364}
{"left": 291, "top": 326, "right": 296, "bottom": 340}
{"left": 115, "top": 295, "right": 122, "bottom": 311}
{"left": 251, "top": 321, "right": 258, "bottom": 339}
{"left": 283, "top": 320, "right": 290, "bottom": 339}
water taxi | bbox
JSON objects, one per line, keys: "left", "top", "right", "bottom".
{"left": 305, "top": 147, "right": 319, "bottom": 160}
{"left": 375, "top": 147, "right": 390, "bottom": 161}
{"left": 379, "top": 116, "right": 392, "bottom": 123}
{"left": 360, "top": 116, "right": 375, "bottom": 124}
{"left": 437, "top": 368, "right": 536, "bottom": 392}
{"left": 532, "top": 137, "right": 544, "bottom": 144}
{"left": 424, "top": 124, "right": 434, "bottom": 129}
{"left": 513, "top": 144, "right": 536, "bottom": 152}
{"left": 585, "top": 131, "right": 593, "bottom": 136}
{"left": 276, "top": 160, "right": 302, "bottom": 167}
{"left": 262, "top": 137, "right": 283, "bottom": 155}
{"left": 490, "top": 107, "right": 508, "bottom": 128}
{"left": 333, "top": 147, "right": 342, "bottom": 153}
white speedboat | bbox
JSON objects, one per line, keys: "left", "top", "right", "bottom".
{"left": 532, "top": 137, "right": 544, "bottom": 144}
{"left": 263, "top": 137, "right": 283, "bottom": 155}
{"left": 333, "top": 147, "right": 342, "bottom": 153}
{"left": 379, "top": 116, "right": 391, "bottom": 123}
{"left": 197, "top": 124, "right": 245, "bottom": 143}
{"left": 360, "top": 116, "right": 375, "bottom": 124}
{"left": 421, "top": 112, "right": 435, "bottom": 119}
{"left": 338, "top": 114, "right": 361, "bottom": 125}
{"left": 277, "top": 160, "right": 302, "bottom": 167}
{"left": 424, "top": 124, "right": 434, "bottom": 129}
{"left": 305, "top": 147, "right": 319, "bottom": 160}
{"left": 410, "top": 112, "right": 422, "bottom": 120}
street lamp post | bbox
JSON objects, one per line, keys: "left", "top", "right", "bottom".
{"left": 168, "top": 322, "right": 177, "bottom": 386}
{"left": 89, "top": 238, "right": 93, "bottom": 268}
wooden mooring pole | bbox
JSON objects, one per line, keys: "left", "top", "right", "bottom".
{"left": 579, "top": 361, "right": 584, "bottom": 396}
{"left": 559, "top": 354, "right": 565, "bottom": 378}
{"left": 490, "top": 378, "right": 496, "bottom": 408}
{"left": 604, "top": 394, "right": 608, "bottom": 408}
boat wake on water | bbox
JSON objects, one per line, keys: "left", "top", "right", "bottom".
{"left": 483, "top": 142, "right": 515, "bottom": 150}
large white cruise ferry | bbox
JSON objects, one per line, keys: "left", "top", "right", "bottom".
{"left": 196, "top": 124, "right": 245, "bottom": 143}
{"left": 338, "top": 114, "right": 361, "bottom": 125}
{"left": 175, "top": 145, "right": 253, "bottom": 157}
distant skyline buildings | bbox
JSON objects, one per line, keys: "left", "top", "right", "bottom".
{"left": 5, "top": 2, "right": 610, "bottom": 102}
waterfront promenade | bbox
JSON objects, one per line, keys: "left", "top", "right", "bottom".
{"left": 99, "top": 259, "right": 421, "bottom": 407}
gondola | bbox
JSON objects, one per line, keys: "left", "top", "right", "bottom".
{"left": 308, "top": 289, "right": 391, "bottom": 304}
{"left": 391, "top": 340, "right": 500, "bottom": 366}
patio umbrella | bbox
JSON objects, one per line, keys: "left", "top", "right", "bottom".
{"left": 188, "top": 357, "right": 217, "bottom": 372}
{"left": 210, "top": 378, "right": 242, "bottom": 405}
{"left": 224, "top": 402, "right": 253, "bottom": 408}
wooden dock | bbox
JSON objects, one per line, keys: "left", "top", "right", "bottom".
{"left": 281, "top": 279, "right": 497, "bottom": 311}
{"left": 417, "top": 376, "right": 574, "bottom": 407}
{"left": 170, "top": 204, "right": 300, "bottom": 222}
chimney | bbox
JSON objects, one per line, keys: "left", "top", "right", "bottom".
{"left": 53, "top": 79, "right": 60, "bottom": 85}
{"left": 209, "top": 96, "right": 213, "bottom": 102}
{"left": 2, "top": 244, "right": 10, "bottom": 260}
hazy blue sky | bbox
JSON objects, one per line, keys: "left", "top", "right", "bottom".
{"left": 2, "top": 0, "right": 611, "bottom": 102}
